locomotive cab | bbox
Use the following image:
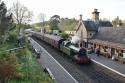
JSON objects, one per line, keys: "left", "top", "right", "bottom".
{"left": 74, "top": 47, "right": 91, "bottom": 64}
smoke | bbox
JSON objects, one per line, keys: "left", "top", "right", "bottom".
{"left": 71, "top": 36, "right": 80, "bottom": 44}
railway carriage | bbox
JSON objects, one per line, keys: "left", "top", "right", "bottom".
{"left": 43, "top": 34, "right": 64, "bottom": 49}
{"left": 31, "top": 32, "right": 44, "bottom": 41}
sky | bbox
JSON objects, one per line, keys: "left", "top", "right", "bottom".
{"left": 3, "top": 0, "right": 125, "bottom": 23}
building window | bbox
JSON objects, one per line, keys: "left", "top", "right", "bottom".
{"left": 90, "top": 33, "right": 92, "bottom": 36}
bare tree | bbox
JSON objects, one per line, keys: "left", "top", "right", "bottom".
{"left": 10, "top": 1, "right": 33, "bottom": 35}
{"left": 38, "top": 13, "right": 46, "bottom": 27}
{"left": 24, "top": 11, "right": 33, "bottom": 24}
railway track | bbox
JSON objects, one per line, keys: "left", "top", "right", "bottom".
{"left": 32, "top": 37, "right": 125, "bottom": 83}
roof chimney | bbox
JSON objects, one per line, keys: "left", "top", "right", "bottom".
{"left": 79, "top": 14, "right": 82, "bottom": 20}
{"left": 92, "top": 9, "right": 100, "bottom": 22}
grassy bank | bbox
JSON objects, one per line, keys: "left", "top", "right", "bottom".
{"left": 0, "top": 39, "right": 54, "bottom": 83}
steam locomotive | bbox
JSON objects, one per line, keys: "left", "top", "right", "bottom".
{"left": 29, "top": 31, "right": 91, "bottom": 64}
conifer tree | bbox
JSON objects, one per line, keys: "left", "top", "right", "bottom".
{"left": 0, "top": 1, "right": 14, "bottom": 44}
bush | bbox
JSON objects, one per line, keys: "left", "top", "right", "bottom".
{"left": 60, "top": 32, "right": 68, "bottom": 39}
{"left": 8, "top": 31, "right": 18, "bottom": 43}
{"left": 0, "top": 60, "right": 16, "bottom": 83}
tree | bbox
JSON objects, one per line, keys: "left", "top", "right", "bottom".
{"left": 49, "top": 15, "right": 60, "bottom": 30}
{"left": 58, "top": 18, "right": 77, "bottom": 31}
{"left": 38, "top": 13, "right": 46, "bottom": 27}
{"left": 0, "top": 1, "right": 14, "bottom": 44}
{"left": 123, "top": 20, "right": 125, "bottom": 26}
{"left": 112, "top": 16, "right": 123, "bottom": 27}
{"left": 10, "top": 1, "right": 33, "bottom": 35}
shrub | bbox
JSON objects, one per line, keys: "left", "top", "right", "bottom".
{"left": 0, "top": 60, "right": 15, "bottom": 83}
{"left": 8, "top": 31, "right": 18, "bottom": 43}
{"left": 60, "top": 32, "right": 68, "bottom": 39}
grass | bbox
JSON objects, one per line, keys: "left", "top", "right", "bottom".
{"left": 0, "top": 42, "right": 16, "bottom": 54}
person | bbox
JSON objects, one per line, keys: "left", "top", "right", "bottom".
{"left": 96, "top": 48, "right": 100, "bottom": 56}
{"left": 112, "top": 55, "right": 115, "bottom": 60}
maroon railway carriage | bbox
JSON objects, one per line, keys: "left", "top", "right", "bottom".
{"left": 31, "top": 31, "right": 64, "bottom": 49}
{"left": 43, "top": 34, "right": 64, "bottom": 49}
{"left": 31, "top": 31, "right": 44, "bottom": 40}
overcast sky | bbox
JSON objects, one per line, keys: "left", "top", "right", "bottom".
{"left": 4, "top": 0, "right": 125, "bottom": 22}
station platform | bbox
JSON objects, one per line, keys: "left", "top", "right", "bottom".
{"left": 29, "top": 37, "right": 78, "bottom": 83}
{"left": 88, "top": 53, "right": 125, "bottom": 78}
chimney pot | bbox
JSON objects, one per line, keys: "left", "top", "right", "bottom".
{"left": 79, "top": 14, "right": 82, "bottom": 20}
{"left": 94, "top": 9, "right": 98, "bottom": 12}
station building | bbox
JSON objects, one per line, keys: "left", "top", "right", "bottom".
{"left": 75, "top": 9, "right": 125, "bottom": 61}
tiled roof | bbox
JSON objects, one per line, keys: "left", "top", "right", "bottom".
{"left": 98, "top": 21, "right": 113, "bottom": 27}
{"left": 76, "top": 20, "right": 112, "bottom": 32}
{"left": 83, "top": 21, "right": 98, "bottom": 31}
{"left": 92, "top": 26, "right": 125, "bottom": 48}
